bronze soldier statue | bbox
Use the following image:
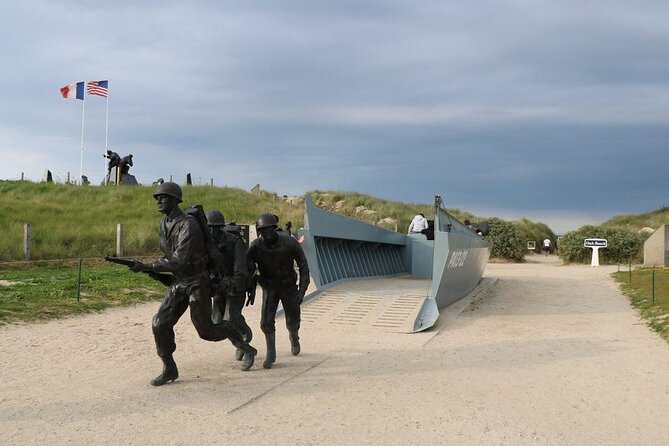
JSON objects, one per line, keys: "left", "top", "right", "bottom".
{"left": 206, "top": 209, "right": 253, "bottom": 362}
{"left": 119, "top": 154, "right": 133, "bottom": 175}
{"left": 130, "top": 182, "right": 257, "bottom": 386}
{"left": 104, "top": 149, "right": 120, "bottom": 174}
{"left": 246, "top": 213, "right": 310, "bottom": 369}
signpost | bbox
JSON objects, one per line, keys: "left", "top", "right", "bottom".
{"left": 584, "top": 238, "right": 608, "bottom": 267}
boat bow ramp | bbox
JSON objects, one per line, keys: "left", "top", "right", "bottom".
{"left": 297, "top": 196, "right": 491, "bottom": 333}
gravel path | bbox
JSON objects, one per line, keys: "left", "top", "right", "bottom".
{"left": 2, "top": 255, "right": 668, "bottom": 445}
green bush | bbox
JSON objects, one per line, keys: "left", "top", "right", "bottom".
{"left": 484, "top": 217, "right": 526, "bottom": 262}
{"left": 558, "top": 225, "right": 645, "bottom": 264}
{"left": 515, "top": 218, "right": 556, "bottom": 254}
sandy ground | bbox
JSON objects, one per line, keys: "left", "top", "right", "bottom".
{"left": 2, "top": 255, "right": 669, "bottom": 445}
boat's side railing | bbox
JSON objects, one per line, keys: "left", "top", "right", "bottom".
{"left": 300, "top": 196, "right": 408, "bottom": 289}
{"left": 313, "top": 236, "right": 405, "bottom": 286}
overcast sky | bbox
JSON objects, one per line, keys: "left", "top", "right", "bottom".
{"left": 1, "top": 1, "right": 668, "bottom": 233}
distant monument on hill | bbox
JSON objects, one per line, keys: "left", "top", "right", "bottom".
{"left": 104, "top": 150, "right": 138, "bottom": 185}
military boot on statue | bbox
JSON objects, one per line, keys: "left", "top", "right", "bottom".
{"left": 240, "top": 345, "right": 257, "bottom": 371}
{"left": 289, "top": 330, "right": 300, "bottom": 356}
{"left": 151, "top": 355, "right": 178, "bottom": 386}
{"left": 263, "top": 332, "right": 276, "bottom": 369}
{"left": 235, "top": 323, "right": 252, "bottom": 361}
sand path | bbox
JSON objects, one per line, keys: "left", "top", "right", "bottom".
{"left": 2, "top": 255, "right": 668, "bottom": 445}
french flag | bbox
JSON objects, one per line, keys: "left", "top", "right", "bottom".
{"left": 60, "top": 82, "right": 85, "bottom": 100}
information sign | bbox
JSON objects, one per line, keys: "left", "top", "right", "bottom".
{"left": 583, "top": 238, "right": 608, "bottom": 266}
{"left": 584, "top": 238, "right": 608, "bottom": 248}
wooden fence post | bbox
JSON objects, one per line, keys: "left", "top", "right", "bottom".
{"left": 116, "top": 224, "right": 124, "bottom": 257}
{"left": 24, "top": 223, "right": 31, "bottom": 260}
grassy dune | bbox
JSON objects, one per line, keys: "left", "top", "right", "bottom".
{"left": 603, "top": 207, "right": 669, "bottom": 233}
{"left": 2, "top": 180, "right": 476, "bottom": 261}
{"left": 0, "top": 181, "right": 306, "bottom": 260}
{"left": 3, "top": 180, "right": 669, "bottom": 327}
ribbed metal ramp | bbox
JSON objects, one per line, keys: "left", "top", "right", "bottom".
{"left": 300, "top": 276, "right": 431, "bottom": 333}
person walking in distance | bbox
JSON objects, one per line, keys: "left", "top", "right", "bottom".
{"left": 543, "top": 237, "right": 552, "bottom": 256}
{"left": 129, "top": 182, "right": 257, "bottom": 386}
{"left": 206, "top": 209, "right": 253, "bottom": 362}
{"left": 246, "top": 213, "right": 310, "bottom": 369}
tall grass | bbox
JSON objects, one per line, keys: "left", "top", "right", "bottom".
{"left": 2, "top": 181, "right": 452, "bottom": 261}
{"left": 0, "top": 180, "right": 309, "bottom": 260}
{"left": 310, "top": 190, "right": 477, "bottom": 230}
{"left": 1, "top": 180, "right": 565, "bottom": 262}
{"left": 603, "top": 206, "right": 669, "bottom": 232}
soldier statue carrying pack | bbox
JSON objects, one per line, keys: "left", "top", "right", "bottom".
{"left": 128, "top": 181, "right": 257, "bottom": 386}
{"left": 206, "top": 209, "right": 254, "bottom": 362}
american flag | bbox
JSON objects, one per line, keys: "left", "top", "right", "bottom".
{"left": 86, "top": 80, "right": 109, "bottom": 97}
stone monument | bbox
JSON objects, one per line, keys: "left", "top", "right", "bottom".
{"left": 105, "top": 152, "right": 138, "bottom": 185}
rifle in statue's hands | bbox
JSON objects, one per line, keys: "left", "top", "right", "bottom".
{"left": 104, "top": 256, "right": 173, "bottom": 287}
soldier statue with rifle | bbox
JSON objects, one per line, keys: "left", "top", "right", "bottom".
{"left": 104, "top": 149, "right": 121, "bottom": 175}
{"left": 205, "top": 209, "right": 253, "bottom": 362}
{"left": 246, "top": 213, "right": 310, "bottom": 369}
{"left": 110, "top": 181, "right": 257, "bottom": 386}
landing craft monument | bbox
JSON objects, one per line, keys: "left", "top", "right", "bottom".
{"left": 297, "top": 195, "right": 490, "bottom": 332}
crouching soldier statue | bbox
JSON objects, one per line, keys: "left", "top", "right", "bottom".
{"left": 130, "top": 182, "right": 257, "bottom": 386}
{"left": 205, "top": 209, "right": 253, "bottom": 361}
{"left": 247, "top": 213, "right": 310, "bottom": 369}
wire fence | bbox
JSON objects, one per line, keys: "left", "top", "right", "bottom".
{"left": 0, "top": 256, "right": 161, "bottom": 302}
{"left": 0, "top": 256, "right": 166, "bottom": 324}
{"left": 622, "top": 267, "right": 669, "bottom": 305}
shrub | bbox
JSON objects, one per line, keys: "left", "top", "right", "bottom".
{"left": 558, "top": 225, "right": 644, "bottom": 264}
{"left": 515, "top": 218, "right": 556, "bottom": 254}
{"left": 484, "top": 217, "right": 526, "bottom": 262}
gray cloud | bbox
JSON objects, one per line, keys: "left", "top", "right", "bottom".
{"left": 1, "top": 1, "right": 668, "bottom": 233}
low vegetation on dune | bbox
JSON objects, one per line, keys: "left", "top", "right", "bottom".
{"left": 2, "top": 180, "right": 669, "bottom": 329}
{"left": 2, "top": 180, "right": 668, "bottom": 267}
{"left": 602, "top": 207, "right": 669, "bottom": 233}
{"left": 1, "top": 180, "right": 547, "bottom": 262}
{"left": 0, "top": 180, "right": 307, "bottom": 260}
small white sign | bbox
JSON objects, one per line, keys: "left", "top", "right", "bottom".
{"left": 584, "top": 238, "right": 607, "bottom": 267}
{"left": 584, "top": 238, "right": 608, "bottom": 248}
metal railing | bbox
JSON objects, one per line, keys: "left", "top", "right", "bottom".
{"left": 314, "top": 236, "right": 404, "bottom": 286}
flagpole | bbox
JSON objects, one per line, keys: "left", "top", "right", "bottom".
{"left": 105, "top": 89, "right": 109, "bottom": 148}
{"left": 104, "top": 89, "right": 109, "bottom": 184}
{"left": 80, "top": 91, "right": 86, "bottom": 184}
